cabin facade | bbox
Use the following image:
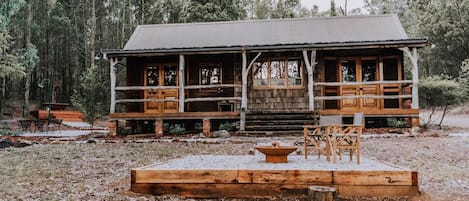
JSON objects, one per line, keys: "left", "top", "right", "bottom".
{"left": 103, "top": 15, "right": 426, "bottom": 136}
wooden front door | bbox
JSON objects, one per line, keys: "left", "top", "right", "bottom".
{"left": 339, "top": 58, "right": 379, "bottom": 111}
{"left": 144, "top": 64, "right": 178, "bottom": 113}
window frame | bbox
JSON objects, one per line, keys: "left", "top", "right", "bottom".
{"left": 252, "top": 57, "right": 304, "bottom": 89}
{"left": 199, "top": 62, "right": 223, "bottom": 86}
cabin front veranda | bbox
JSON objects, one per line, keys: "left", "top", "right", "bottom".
{"left": 106, "top": 47, "right": 421, "bottom": 136}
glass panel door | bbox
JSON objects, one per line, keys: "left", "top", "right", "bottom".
{"left": 144, "top": 64, "right": 178, "bottom": 113}
{"left": 145, "top": 66, "right": 161, "bottom": 112}
{"left": 361, "top": 60, "right": 378, "bottom": 109}
{"left": 162, "top": 64, "right": 178, "bottom": 113}
{"left": 340, "top": 60, "right": 358, "bottom": 110}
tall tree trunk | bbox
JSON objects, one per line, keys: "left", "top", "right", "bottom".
{"left": 24, "top": 1, "right": 33, "bottom": 117}
{"left": 90, "top": 0, "right": 96, "bottom": 70}
{"left": 0, "top": 78, "right": 5, "bottom": 119}
{"left": 141, "top": 0, "right": 144, "bottom": 24}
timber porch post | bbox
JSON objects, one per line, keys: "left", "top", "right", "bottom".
{"left": 179, "top": 54, "right": 185, "bottom": 112}
{"left": 400, "top": 47, "right": 420, "bottom": 128}
{"left": 400, "top": 47, "right": 419, "bottom": 109}
{"left": 302, "top": 49, "right": 317, "bottom": 111}
{"left": 110, "top": 57, "right": 118, "bottom": 113}
{"left": 240, "top": 49, "right": 262, "bottom": 131}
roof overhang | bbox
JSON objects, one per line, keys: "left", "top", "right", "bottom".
{"left": 102, "top": 38, "right": 427, "bottom": 58}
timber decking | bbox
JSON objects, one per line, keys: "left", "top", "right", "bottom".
{"left": 109, "top": 112, "right": 239, "bottom": 120}
{"left": 31, "top": 110, "right": 84, "bottom": 122}
{"left": 131, "top": 155, "right": 418, "bottom": 198}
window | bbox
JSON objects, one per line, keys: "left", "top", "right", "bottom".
{"left": 146, "top": 66, "right": 159, "bottom": 86}
{"left": 200, "top": 63, "right": 221, "bottom": 85}
{"left": 340, "top": 60, "right": 356, "bottom": 82}
{"left": 361, "top": 60, "right": 377, "bottom": 82}
{"left": 253, "top": 59, "right": 303, "bottom": 88}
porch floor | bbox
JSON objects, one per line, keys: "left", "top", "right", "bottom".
{"left": 110, "top": 112, "right": 239, "bottom": 120}
{"left": 131, "top": 155, "right": 418, "bottom": 198}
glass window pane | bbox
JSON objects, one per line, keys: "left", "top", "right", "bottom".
{"left": 287, "top": 60, "right": 301, "bottom": 86}
{"left": 200, "top": 63, "right": 221, "bottom": 85}
{"left": 270, "top": 60, "right": 285, "bottom": 86}
{"left": 253, "top": 62, "right": 268, "bottom": 86}
{"left": 146, "top": 66, "right": 159, "bottom": 86}
{"left": 362, "top": 60, "right": 376, "bottom": 82}
{"left": 341, "top": 60, "right": 356, "bottom": 82}
{"left": 164, "top": 65, "right": 177, "bottom": 86}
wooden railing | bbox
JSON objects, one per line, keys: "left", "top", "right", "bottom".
{"left": 314, "top": 80, "right": 412, "bottom": 101}
{"left": 114, "top": 84, "right": 242, "bottom": 103}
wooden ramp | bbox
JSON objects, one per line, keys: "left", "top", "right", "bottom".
{"left": 131, "top": 155, "right": 418, "bottom": 198}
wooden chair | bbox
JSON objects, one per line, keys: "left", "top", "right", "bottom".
{"left": 330, "top": 112, "right": 364, "bottom": 164}
{"left": 304, "top": 115, "right": 342, "bottom": 161}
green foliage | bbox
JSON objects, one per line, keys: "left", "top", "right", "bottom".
{"left": 419, "top": 75, "right": 466, "bottom": 109}
{"left": 0, "top": 0, "right": 25, "bottom": 29}
{"left": 169, "top": 124, "right": 186, "bottom": 134}
{"left": 386, "top": 118, "right": 408, "bottom": 128}
{"left": 271, "top": 0, "right": 300, "bottom": 19}
{"left": 416, "top": 0, "right": 469, "bottom": 77}
{"left": 0, "top": 30, "right": 25, "bottom": 79}
{"left": 218, "top": 122, "right": 234, "bottom": 131}
{"left": 71, "top": 65, "right": 108, "bottom": 127}
{"left": 182, "top": 0, "right": 243, "bottom": 22}
{"left": 330, "top": 0, "right": 337, "bottom": 16}
{"left": 23, "top": 43, "right": 39, "bottom": 70}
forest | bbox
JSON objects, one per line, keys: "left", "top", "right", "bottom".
{"left": 0, "top": 0, "right": 468, "bottom": 121}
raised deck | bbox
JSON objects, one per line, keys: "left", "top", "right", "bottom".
{"left": 131, "top": 155, "right": 418, "bottom": 198}
{"left": 109, "top": 112, "right": 239, "bottom": 120}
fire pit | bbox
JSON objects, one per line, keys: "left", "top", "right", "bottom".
{"left": 255, "top": 142, "right": 297, "bottom": 163}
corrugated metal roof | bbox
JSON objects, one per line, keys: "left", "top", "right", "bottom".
{"left": 124, "top": 15, "right": 410, "bottom": 51}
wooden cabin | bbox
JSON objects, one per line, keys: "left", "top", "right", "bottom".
{"left": 102, "top": 15, "right": 427, "bottom": 136}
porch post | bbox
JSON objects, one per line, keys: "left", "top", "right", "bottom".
{"left": 179, "top": 54, "right": 185, "bottom": 112}
{"left": 240, "top": 50, "right": 262, "bottom": 131}
{"left": 400, "top": 47, "right": 419, "bottom": 109}
{"left": 303, "top": 50, "right": 317, "bottom": 111}
{"left": 110, "top": 57, "right": 118, "bottom": 113}
{"left": 240, "top": 50, "right": 248, "bottom": 131}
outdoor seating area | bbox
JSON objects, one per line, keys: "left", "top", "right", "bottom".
{"left": 304, "top": 113, "right": 363, "bottom": 164}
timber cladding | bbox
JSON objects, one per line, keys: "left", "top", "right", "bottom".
{"left": 248, "top": 88, "right": 309, "bottom": 111}
{"left": 131, "top": 169, "right": 419, "bottom": 198}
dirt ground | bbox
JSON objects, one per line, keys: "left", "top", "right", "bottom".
{"left": 1, "top": 110, "right": 468, "bottom": 201}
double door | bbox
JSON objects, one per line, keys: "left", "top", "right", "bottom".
{"left": 324, "top": 57, "right": 380, "bottom": 111}
{"left": 339, "top": 58, "right": 379, "bottom": 111}
{"left": 144, "top": 64, "right": 178, "bottom": 113}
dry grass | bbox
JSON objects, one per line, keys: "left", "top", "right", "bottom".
{"left": 0, "top": 142, "right": 252, "bottom": 201}
{"left": 0, "top": 136, "right": 468, "bottom": 201}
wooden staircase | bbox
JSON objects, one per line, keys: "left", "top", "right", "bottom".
{"left": 239, "top": 111, "right": 319, "bottom": 135}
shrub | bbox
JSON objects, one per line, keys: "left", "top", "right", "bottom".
{"left": 386, "top": 118, "right": 408, "bottom": 128}
{"left": 218, "top": 122, "right": 234, "bottom": 131}
{"left": 419, "top": 75, "right": 466, "bottom": 127}
{"left": 169, "top": 124, "right": 186, "bottom": 134}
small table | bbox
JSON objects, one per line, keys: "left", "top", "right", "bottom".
{"left": 255, "top": 146, "right": 297, "bottom": 163}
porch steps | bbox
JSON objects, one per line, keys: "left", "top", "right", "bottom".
{"left": 241, "top": 111, "right": 319, "bottom": 135}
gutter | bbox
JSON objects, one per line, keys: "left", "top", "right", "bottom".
{"left": 102, "top": 38, "right": 428, "bottom": 57}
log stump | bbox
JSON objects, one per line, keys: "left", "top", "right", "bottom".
{"left": 307, "top": 186, "right": 336, "bottom": 201}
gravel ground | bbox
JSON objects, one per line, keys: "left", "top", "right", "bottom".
{"left": 0, "top": 134, "right": 468, "bottom": 201}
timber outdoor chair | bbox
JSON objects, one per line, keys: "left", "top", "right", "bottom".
{"left": 303, "top": 115, "right": 342, "bottom": 161}
{"left": 330, "top": 112, "right": 364, "bottom": 164}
